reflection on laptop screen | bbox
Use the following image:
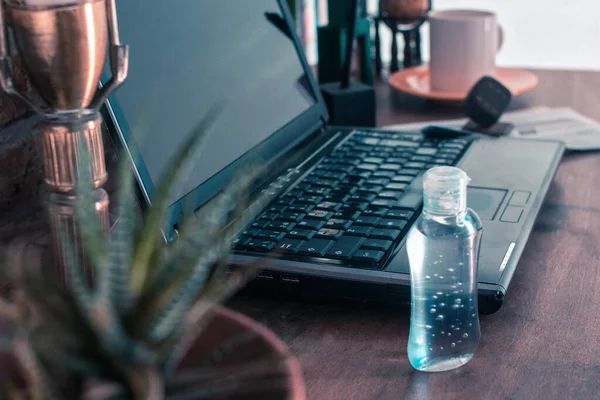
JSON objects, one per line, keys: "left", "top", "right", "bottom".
{"left": 107, "top": 0, "right": 317, "bottom": 205}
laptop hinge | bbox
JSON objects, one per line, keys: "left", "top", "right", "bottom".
{"left": 320, "top": 115, "right": 327, "bottom": 127}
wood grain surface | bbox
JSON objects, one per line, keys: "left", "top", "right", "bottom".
{"left": 228, "top": 69, "right": 600, "bottom": 400}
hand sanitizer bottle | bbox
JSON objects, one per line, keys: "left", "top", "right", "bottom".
{"left": 406, "top": 166, "right": 483, "bottom": 372}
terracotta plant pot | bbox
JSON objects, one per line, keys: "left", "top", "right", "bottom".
{"left": 0, "top": 306, "right": 306, "bottom": 400}
{"left": 176, "top": 306, "right": 306, "bottom": 400}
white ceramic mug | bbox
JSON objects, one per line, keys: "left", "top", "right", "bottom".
{"left": 429, "top": 9, "right": 503, "bottom": 93}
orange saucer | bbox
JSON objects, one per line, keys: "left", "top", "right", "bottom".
{"left": 388, "top": 65, "right": 539, "bottom": 101}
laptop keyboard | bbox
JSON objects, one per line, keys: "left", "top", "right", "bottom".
{"left": 233, "top": 129, "right": 472, "bottom": 268}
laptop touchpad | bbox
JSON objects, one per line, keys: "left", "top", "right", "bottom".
{"left": 467, "top": 188, "right": 507, "bottom": 221}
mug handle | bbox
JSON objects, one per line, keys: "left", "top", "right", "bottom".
{"left": 497, "top": 24, "right": 504, "bottom": 53}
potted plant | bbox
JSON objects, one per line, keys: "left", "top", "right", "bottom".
{"left": 0, "top": 107, "right": 306, "bottom": 399}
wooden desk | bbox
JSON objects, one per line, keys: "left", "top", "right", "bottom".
{"left": 229, "top": 69, "right": 600, "bottom": 400}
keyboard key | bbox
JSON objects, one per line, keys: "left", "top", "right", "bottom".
{"left": 342, "top": 202, "right": 368, "bottom": 212}
{"left": 323, "top": 171, "right": 348, "bottom": 181}
{"left": 304, "top": 177, "right": 337, "bottom": 188}
{"left": 371, "top": 199, "right": 397, "bottom": 207}
{"left": 274, "top": 239, "right": 304, "bottom": 254}
{"left": 334, "top": 210, "right": 361, "bottom": 220}
{"left": 305, "top": 187, "right": 331, "bottom": 196}
{"left": 441, "top": 142, "right": 464, "bottom": 150}
{"left": 452, "top": 139, "right": 471, "bottom": 146}
{"left": 369, "top": 151, "right": 390, "bottom": 159}
{"left": 379, "top": 139, "right": 419, "bottom": 148}
{"left": 438, "top": 148, "right": 461, "bottom": 157}
{"left": 277, "top": 212, "right": 305, "bottom": 222}
{"left": 250, "top": 220, "right": 269, "bottom": 229}
{"left": 350, "top": 194, "right": 376, "bottom": 203}
{"left": 325, "top": 219, "right": 352, "bottom": 229}
{"left": 356, "top": 163, "right": 379, "bottom": 172}
{"left": 246, "top": 240, "right": 274, "bottom": 252}
{"left": 385, "top": 182, "right": 409, "bottom": 191}
{"left": 411, "top": 155, "right": 433, "bottom": 163}
{"left": 398, "top": 168, "right": 421, "bottom": 177}
{"left": 404, "top": 162, "right": 426, "bottom": 169}
{"left": 370, "top": 229, "right": 401, "bottom": 241}
{"left": 345, "top": 226, "right": 373, "bottom": 237}
{"left": 357, "top": 137, "right": 380, "bottom": 146}
{"left": 232, "top": 236, "right": 250, "bottom": 250}
{"left": 259, "top": 212, "right": 279, "bottom": 221}
{"left": 432, "top": 158, "right": 453, "bottom": 165}
{"left": 379, "top": 163, "right": 402, "bottom": 171}
{"left": 268, "top": 204, "right": 288, "bottom": 213}
{"left": 315, "top": 201, "right": 342, "bottom": 212}
{"left": 377, "top": 219, "right": 408, "bottom": 230}
{"left": 391, "top": 175, "right": 414, "bottom": 184}
{"left": 307, "top": 210, "right": 334, "bottom": 220}
{"left": 297, "top": 219, "right": 326, "bottom": 230}
{"left": 328, "top": 189, "right": 356, "bottom": 199}
{"left": 347, "top": 170, "right": 372, "bottom": 180}
{"left": 296, "top": 195, "right": 324, "bottom": 204}
{"left": 325, "top": 236, "right": 365, "bottom": 260}
{"left": 387, "top": 209, "right": 414, "bottom": 220}
{"left": 416, "top": 147, "right": 438, "bottom": 155}
{"left": 366, "top": 177, "right": 390, "bottom": 186}
{"left": 386, "top": 157, "right": 407, "bottom": 164}
{"left": 363, "top": 157, "right": 385, "bottom": 164}
{"left": 286, "top": 190, "right": 304, "bottom": 198}
{"left": 294, "top": 182, "right": 312, "bottom": 191}
{"left": 255, "top": 230, "right": 286, "bottom": 241}
{"left": 357, "top": 185, "right": 383, "bottom": 195}
{"left": 241, "top": 228, "right": 260, "bottom": 237}
{"left": 315, "top": 228, "right": 343, "bottom": 239}
{"left": 325, "top": 164, "right": 354, "bottom": 173}
{"left": 352, "top": 250, "right": 385, "bottom": 263}
{"left": 354, "top": 216, "right": 380, "bottom": 226}
{"left": 297, "top": 239, "right": 335, "bottom": 257}
{"left": 265, "top": 221, "right": 296, "bottom": 232}
{"left": 377, "top": 191, "right": 403, "bottom": 200}
{"left": 287, "top": 229, "right": 316, "bottom": 240}
{"left": 325, "top": 194, "right": 350, "bottom": 203}
{"left": 278, "top": 194, "right": 297, "bottom": 204}
{"left": 361, "top": 239, "right": 393, "bottom": 252}
{"left": 287, "top": 203, "right": 314, "bottom": 213}
{"left": 372, "top": 170, "right": 396, "bottom": 178}
{"left": 396, "top": 174, "right": 424, "bottom": 210}
{"left": 361, "top": 208, "right": 389, "bottom": 217}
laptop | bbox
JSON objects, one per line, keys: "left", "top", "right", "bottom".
{"left": 102, "top": 0, "right": 564, "bottom": 314}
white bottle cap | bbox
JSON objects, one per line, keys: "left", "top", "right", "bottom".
{"left": 423, "top": 166, "right": 471, "bottom": 216}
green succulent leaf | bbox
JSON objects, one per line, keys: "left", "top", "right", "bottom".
{"left": 56, "top": 228, "right": 94, "bottom": 315}
{"left": 104, "top": 154, "right": 136, "bottom": 315}
{"left": 159, "top": 195, "right": 275, "bottom": 371}
{"left": 73, "top": 137, "right": 110, "bottom": 279}
{"left": 32, "top": 336, "right": 115, "bottom": 380}
{"left": 143, "top": 180, "right": 241, "bottom": 299}
{"left": 131, "top": 102, "right": 224, "bottom": 298}
{"left": 19, "top": 267, "right": 100, "bottom": 351}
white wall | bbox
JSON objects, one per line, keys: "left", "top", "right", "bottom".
{"left": 368, "top": 0, "right": 600, "bottom": 71}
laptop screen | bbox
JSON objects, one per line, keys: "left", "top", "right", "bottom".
{"left": 106, "top": 0, "right": 318, "bottom": 206}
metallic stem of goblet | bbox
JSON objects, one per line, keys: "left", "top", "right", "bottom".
{"left": 39, "top": 116, "right": 107, "bottom": 193}
{"left": 46, "top": 189, "right": 110, "bottom": 285}
{"left": 0, "top": 0, "right": 129, "bottom": 281}
{"left": 40, "top": 116, "right": 110, "bottom": 283}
